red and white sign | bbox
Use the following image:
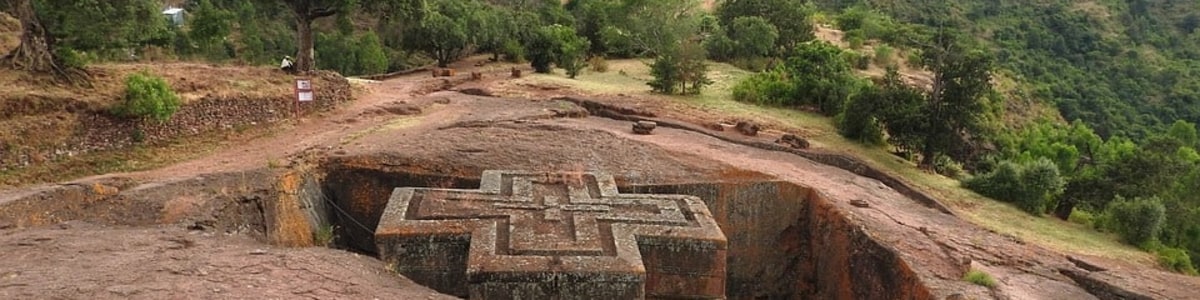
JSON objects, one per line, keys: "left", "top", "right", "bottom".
{"left": 295, "top": 79, "right": 314, "bottom": 102}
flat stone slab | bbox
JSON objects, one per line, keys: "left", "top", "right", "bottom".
{"left": 376, "top": 170, "right": 727, "bottom": 299}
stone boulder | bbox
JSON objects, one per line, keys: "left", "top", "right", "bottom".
{"left": 632, "top": 121, "right": 657, "bottom": 135}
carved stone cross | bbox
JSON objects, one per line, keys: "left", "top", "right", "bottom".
{"left": 376, "top": 170, "right": 727, "bottom": 299}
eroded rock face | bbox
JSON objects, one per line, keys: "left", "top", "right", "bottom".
{"left": 375, "top": 170, "right": 728, "bottom": 299}
{"left": 628, "top": 182, "right": 933, "bottom": 300}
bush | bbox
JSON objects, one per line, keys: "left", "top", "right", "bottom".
{"left": 966, "top": 160, "right": 1021, "bottom": 195}
{"left": 963, "top": 269, "right": 996, "bottom": 288}
{"left": 732, "top": 72, "right": 794, "bottom": 106}
{"left": 730, "top": 57, "right": 772, "bottom": 72}
{"left": 354, "top": 32, "right": 389, "bottom": 75}
{"left": 704, "top": 30, "right": 737, "bottom": 61}
{"left": 1104, "top": 196, "right": 1166, "bottom": 245}
{"left": 934, "top": 154, "right": 966, "bottom": 179}
{"left": 874, "top": 44, "right": 894, "bottom": 65}
{"left": 113, "top": 72, "right": 181, "bottom": 122}
{"left": 906, "top": 50, "right": 923, "bottom": 68}
{"left": 589, "top": 56, "right": 609, "bottom": 73}
{"left": 1155, "top": 247, "right": 1199, "bottom": 275}
{"left": 1017, "top": 158, "right": 1064, "bottom": 214}
{"left": 964, "top": 158, "right": 1064, "bottom": 215}
{"left": 837, "top": 85, "right": 886, "bottom": 145}
{"left": 500, "top": 39, "right": 526, "bottom": 63}
{"left": 55, "top": 47, "right": 92, "bottom": 69}
{"left": 847, "top": 34, "right": 865, "bottom": 49}
{"left": 1068, "top": 209, "right": 1097, "bottom": 227}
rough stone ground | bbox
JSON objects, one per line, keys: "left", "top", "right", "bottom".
{"left": 0, "top": 222, "right": 452, "bottom": 300}
{"left": 1, "top": 56, "right": 1199, "bottom": 299}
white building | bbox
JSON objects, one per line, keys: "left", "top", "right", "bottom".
{"left": 162, "top": 7, "right": 186, "bottom": 27}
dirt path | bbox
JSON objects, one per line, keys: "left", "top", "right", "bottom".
{"left": 102, "top": 72, "right": 431, "bottom": 182}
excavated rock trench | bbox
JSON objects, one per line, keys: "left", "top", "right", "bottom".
{"left": 315, "top": 162, "right": 932, "bottom": 299}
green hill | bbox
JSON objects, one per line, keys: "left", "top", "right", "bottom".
{"left": 815, "top": 0, "right": 1200, "bottom": 139}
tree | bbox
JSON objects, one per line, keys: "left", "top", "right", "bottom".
{"left": 407, "top": 11, "right": 468, "bottom": 67}
{"left": 717, "top": 0, "right": 814, "bottom": 52}
{"left": 526, "top": 24, "right": 590, "bottom": 78}
{"left": 2, "top": 0, "right": 167, "bottom": 81}
{"left": 189, "top": 0, "right": 235, "bottom": 60}
{"left": 557, "top": 30, "right": 590, "bottom": 78}
{"left": 914, "top": 30, "right": 994, "bottom": 168}
{"left": 730, "top": 16, "right": 778, "bottom": 58}
{"left": 620, "top": 0, "right": 703, "bottom": 56}
{"left": 1, "top": 0, "right": 62, "bottom": 75}
{"left": 783, "top": 41, "right": 856, "bottom": 114}
{"left": 649, "top": 40, "right": 711, "bottom": 95}
{"left": 273, "top": 0, "right": 354, "bottom": 73}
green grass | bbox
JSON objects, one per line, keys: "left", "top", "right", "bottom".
{"left": 963, "top": 269, "right": 997, "bottom": 288}
{"left": 523, "top": 58, "right": 1158, "bottom": 266}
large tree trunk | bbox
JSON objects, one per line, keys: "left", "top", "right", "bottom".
{"left": 2, "top": 0, "right": 87, "bottom": 83}
{"left": 3, "top": 0, "right": 57, "bottom": 72}
{"left": 294, "top": 17, "right": 316, "bottom": 73}
{"left": 1052, "top": 198, "right": 1076, "bottom": 220}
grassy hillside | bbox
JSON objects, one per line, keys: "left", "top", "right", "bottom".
{"left": 815, "top": 0, "right": 1200, "bottom": 139}
{"left": 512, "top": 59, "right": 1156, "bottom": 265}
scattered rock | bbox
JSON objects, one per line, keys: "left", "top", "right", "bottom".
{"left": 333, "top": 150, "right": 348, "bottom": 155}
{"left": 470, "top": 72, "right": 483, "bottom": 81}
{"left": 706, "top": 123, "right": 725, "bottom": 132}
{"left": 944, "top": 293, "right": 967, "bottom": 300}
{"left": 775, "top": 134, "right": 811, "bottom": 149}
{"left": 0, "top": 222, "right": 13, "bottom": 230}
{"left": 434, "top": 98, "right": 451, "bottom": 105}
{"left": 511, "top": 67, "right": 523, "bottom": 78}
{"left": 459, "top": 87, "right": 494, "bottom": 97}
{"left": 850, "top": 199, "right": 870, "bottom": 208}
{"left": 735, "top": 121, "right": 760, "bottom": 136}
{"left": 250, "top": 249, "right": 268, "bottom": 255}
{"left": 380, "top": 103, "right": 422, "bottom": 116}
{"left": 632, "top": 121, "right": 657, "bottom": 135}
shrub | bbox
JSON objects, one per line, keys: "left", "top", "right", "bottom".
{"left": 113, "top": 72, "right": 181, "bottom": 122}
{"left": 730, "top": 57, "right": 772, "bottom": 72}
{"left": 837, "top": 86, "right": 886, "bottom": 145}
{"left": 354, "top": 31, "right": 389, "bottom": 75}
{"left": 874, "top": 44, "right": 894, "bottom": 65}
{"left": 55, "top": 47, "right": 91, "bottom": 69}
{"left": 906, "top": 50, "right": 923, "bottom": 68}
{"left": 1017, "top": 158, "right": 1064, "bottom": 214}
{"left": 965, "top": 160, "right": 1023, "bottom": 200}
{"left": 1155, "top": 247, "right": 1199, "bottom": 275}
{"left": 732, "top": 72, "right": 794, "bottom": 106}
{"left": 847, "top": 34, "right": 865, "bottom": 50}
{"left": 500, "top": 39, "right": 526, "bottom": 63}
{"left": 934, "top": 154, "right": 966, "bottom": 179}
{"left": 964, "top": 158, "right": 1064, "bottom": 215}
{"left": 963, "top": 269, "right": 996, "bottom": 288}
{"left": 704, "top": 29, "right": 737, "bottom": 61}
{"left": 588, "top": 56, "right": 609, "bottom": 73}
{"left": 314, "top": 224, "right": 338, "bottom": 247}
{"left": 1068, "top": 209, "right": 1097, "bottom": 227}
{"left": 1104, "top": 196, "right": 1166, "bottom": 245}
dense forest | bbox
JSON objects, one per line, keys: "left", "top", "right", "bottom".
{"left": 2, "top": 0, "right": 1198, "bottom": 275}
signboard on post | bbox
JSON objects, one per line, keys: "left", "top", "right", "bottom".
{"left": 294, "top": 78, "right": 314, "bottom": 117}
{"left": 295, "top": 79, "right": 314, "bottom": 102}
